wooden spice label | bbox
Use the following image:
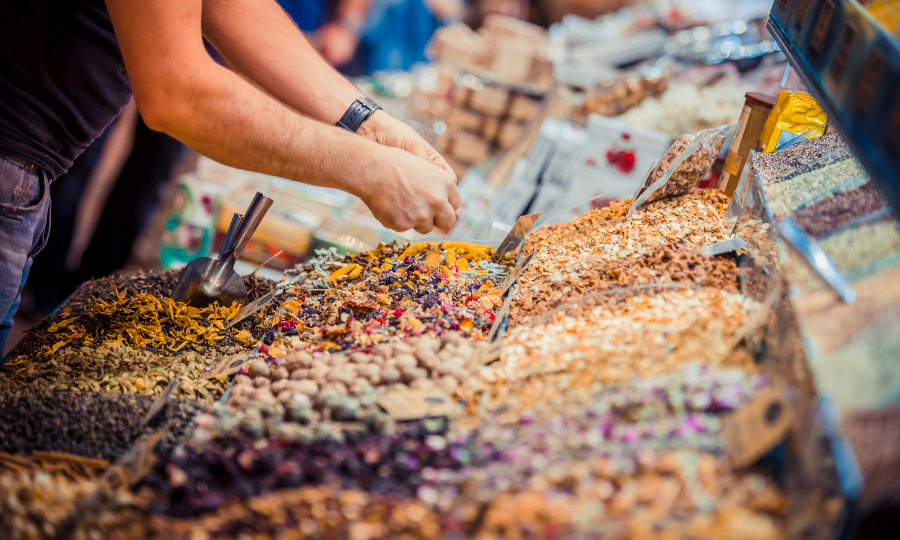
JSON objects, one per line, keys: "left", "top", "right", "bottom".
{"left": 809, "top": 0, "right": 834, "bottom": 54}
{"left": 486, "top": 284, "right": 515, "bottom": 342}
{"left": 830, "top": 22, "right": 857, "bottom": 83}
{"left": 854, "top": 49, "right": 885, "bottom": 115}
{"left": 474, "top": 339, "right": 504, "bottom": 365}
{"left": 142, "top": 374, "right": 180, "bottom": 426}
{"left": 377, "top": 389, "right": 460, "bottom": 421}
{"left": 722, "top": 384, "right": 794, "bottom": 468}
{"left": 226, "top": 290, "right": 279, "bottom": 329}
{"left": 796, "top": 0, "right": 811, "bottom": 26}
{"left": 128, "top": 429, "right": 166, "bottom": 487}
{"left": 200, "top": 352, "right": 251, "bottom": 380}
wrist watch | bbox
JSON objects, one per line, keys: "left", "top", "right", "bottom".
{"left": 336, "top": 97, "right": 383, "bottom": 133}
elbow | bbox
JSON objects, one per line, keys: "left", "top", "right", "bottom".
{"left": 133, "top": 78, "right": 197, "bottom": 135}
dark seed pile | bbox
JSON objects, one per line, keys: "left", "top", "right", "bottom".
{"left": 753, "top": 133, "right": 847, "bottom": 183}
{"left": 791, "top": 183, "right": 887, "bottom": 238}
{"left": 0, "top": 392, "right": 203, "bottom": 460}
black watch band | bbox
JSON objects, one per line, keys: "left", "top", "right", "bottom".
{"left": 336, "top": 97, "right": 383, "bottom": 133}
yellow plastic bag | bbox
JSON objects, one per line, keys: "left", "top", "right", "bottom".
{"left": 759, "top": 90, "right": 827, "bottom": 153}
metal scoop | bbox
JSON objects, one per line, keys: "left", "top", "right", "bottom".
{"left": 170, "top": 192, "right": 273, "bottom": 307}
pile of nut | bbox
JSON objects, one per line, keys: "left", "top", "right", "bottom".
{"left": 522, "top": 190, "right": 731, "bottom": 283}
{"left": 227, "top": 332, "right": 478, "bottom": 409}
{"left": 510, "top": 241, "right": 741, "bottom": 327}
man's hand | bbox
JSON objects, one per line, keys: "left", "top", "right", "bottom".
{"left": 358, "top": 111, "right": 453, "bottom": 172}
{"left": 357, "top": 145, "right": 461, "bottom": 235}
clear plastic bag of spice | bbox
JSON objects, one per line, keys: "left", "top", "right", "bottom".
{"left": 627, "top": 124, "right": 733, "bottom": 216}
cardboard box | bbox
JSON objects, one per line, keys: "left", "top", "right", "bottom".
{"left": 508, "top": 93, "right": 542, "bottom": 122}
{"left": 448, "top": 131, "right": 491, "bottom": 164}
{"left": 498, "top": 121, "right": 525, "bottom": 148}
{"left": 468, "top": 85, "right": 510, "bottom": 116}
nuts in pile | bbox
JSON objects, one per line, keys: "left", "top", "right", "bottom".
{"left": 265, "top": 242, "right": 507, "bottom": 353}
{"left": 494, "top": 287, "right": 759, "bottom": 389}
{"left": 226, "top": 332, "right": 478, "bottom": 409}
{"left": 791, "top": 182, "right": 887, "bottom": 238}
{"left": 0, "top": 471, "right": 144, "bottom": 540}
{"left": 522, "top": 198, "right": 631, "bottom": 253}
{"left": 0, "top": 392, "right": 202, "bottom": 460}
{"left": 448, "top": 368, "right": 784, "bottom": 539}
{"left": 763, "top": 157, "right": 868, "bottom": 217}
{"left": 522, "top": 190, "right": 731, "bottom": 283}
{"left": 139, "top": 487, "right": 444, "bottom": 540}
{"left": 819, "top": 220, "right": 900, "bottom": 275}
{"left": 752, "top": 132, "right": 846, "bottom": 184}
{"left": 0, "top": 344, "right": 234, "bottom": 400}
{"left": 509, "top": 241, "right": 741, "bottom": 327}
{"left": 632, "top": 130, "right": 727, "bottom": 208}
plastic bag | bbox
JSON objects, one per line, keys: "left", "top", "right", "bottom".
{"left": 627, "top": 124, "right": 732, "bottom": 216}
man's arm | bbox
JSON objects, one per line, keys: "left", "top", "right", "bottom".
{"left": 104, "top": 0, "right": 459, "bottom": 234}
{"left": 200, "top": 0, "right": 451, "bottom": 170}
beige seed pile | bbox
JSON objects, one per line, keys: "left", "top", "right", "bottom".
{"left": 522, "top": 192, "right": 731, "bottom": 283}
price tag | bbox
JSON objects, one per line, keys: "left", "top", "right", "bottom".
{"left": 142, "top": 374, "right": 180, "bottom": 426}
{"left": 810, "top": 0, "right": 834, "bottom": 54}
{"left": 795, "top": 0, "right": 811, "bottom": 27}
{"left": 377, "top": 389, "right": 460, "bottom": 421}
{"left": 200, "top": 352, "right": 250, "bottom": 380}
{"left": 854, "top": 49, "right": 885, "bottom": 115}
{"left": 127, "top": 429, "right": 166, "bottom": 487}
{"left": 888, "top": 94, "right": 900, "bottom": 150}
{"left": 722, "top": 384, "right": 794, "bottom": 468}
{"left": 830, "top": 22, "right": 857, "bottom": 83}
{"left": 226, "top": 290, "right": 278, "bottom": 329}
{"left": 473, "top": 339, "right": 504, "bottom": 365}
{"left": 500, "top": 249, "right": 535, "bottom": 294}
{"left": 493, "top": 213, "right": 541, "bottom": 262}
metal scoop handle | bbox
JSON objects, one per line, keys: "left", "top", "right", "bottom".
{"left": 220, "top": 213, "right": 242, "bottom": 258}
{"left": 202, "top": 193, "right": 273, "bottom": 296}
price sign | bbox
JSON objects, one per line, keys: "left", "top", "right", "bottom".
{"left": 473, "top": 339, "right": 504, "bottom": 365}
{"left": 127, "top": 429, "right": 166, "bottom": 487}
{"left": 377, "top": 389, "right": 460, "bottom": 421}
{"left": 500, "top": 249, "right": 535, "bottom": 294}
{"left": 810, "top": 0, "right": 834, "bottom": 54}
{"left": 830, "top": 23, "right": 857, "bottom": 83}
{"left": 142, "top": 375, "right": 180, "bottom": 426}
{"left": 854, "top": 50, "right": 885, "bottom": 116}
{"left": 888, "top": 94, "right": 900, "bottom": 150}
{"left": 200, "top": 352, "right": 250, "bottom": 380}
{"left": 226, "top": 290, "right": 278, "bottom": 329}
{"left": 722, "top": 384, "right": 794, "bottom": 468}
{"left": 795, "top": 0, "right": 811, "bottom": 27}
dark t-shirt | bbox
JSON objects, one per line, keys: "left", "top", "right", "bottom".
{"left": 0, "top": 0, "right": 132, "bottom": 178}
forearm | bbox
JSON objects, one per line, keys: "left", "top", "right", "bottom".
{"left": 201, "top": 0, "right": 361, "bottom": 124}
{"left": 149, "top": 62, "right": 376, "bottom": 197}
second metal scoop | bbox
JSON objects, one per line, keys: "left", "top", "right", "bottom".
{"left": 170, "top": 192, "right": 274, "bottom": 308}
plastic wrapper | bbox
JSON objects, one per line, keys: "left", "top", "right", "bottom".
{"left": 759, "top": 90, "right": 827, "bottom": 153}
{"left": 627, "top": 124, "right": 731, "bottom": 215}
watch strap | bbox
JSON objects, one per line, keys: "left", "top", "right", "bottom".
{"left": 336, "top": 97, "right": 383, "bottom": 133}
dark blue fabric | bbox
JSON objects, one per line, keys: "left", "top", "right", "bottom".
{"left": 360, "top": 0, "right": 439, "bottom": 73}
{"left": 0, "top": 0, "right": 132, "bottom": 179}
{"left": 278, "top": 0, "right": 326, "bottom": 32}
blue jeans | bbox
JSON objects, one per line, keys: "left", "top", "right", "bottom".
{"left": 0, "top": 155, "right": 51, "bottom": 359}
